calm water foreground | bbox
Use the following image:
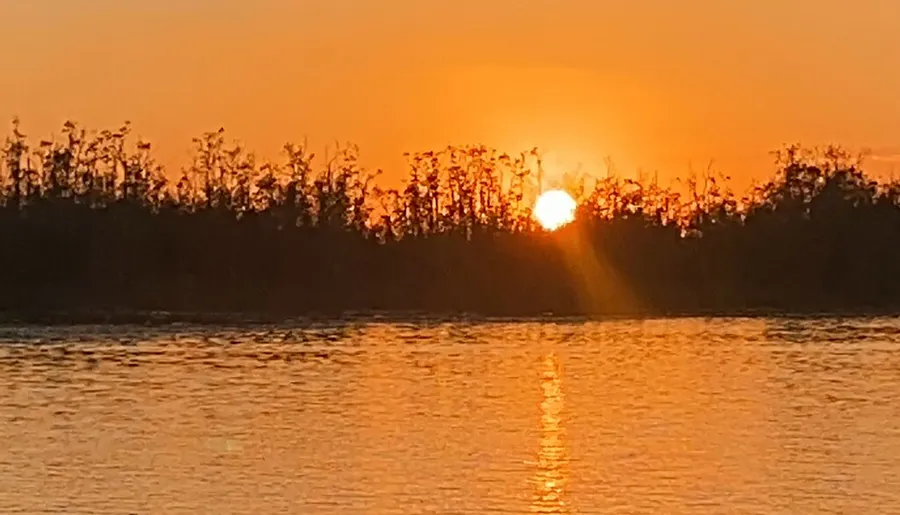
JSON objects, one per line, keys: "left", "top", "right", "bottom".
{"left": 1, "top": 317, "right": 899, "bottom": 514}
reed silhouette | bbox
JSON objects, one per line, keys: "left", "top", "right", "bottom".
{"left": 2, "top": 120, "right": 899, "bottom": 319}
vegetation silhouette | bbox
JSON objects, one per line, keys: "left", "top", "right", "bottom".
{"left": 2, "top": 120, "right": 900, "bottom": 319}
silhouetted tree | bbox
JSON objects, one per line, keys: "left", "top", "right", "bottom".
{"left": 3, "top": 120, "right": 900, "bottom": 318}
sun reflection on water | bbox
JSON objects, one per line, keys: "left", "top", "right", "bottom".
{"left": 531, "top": 352, "right": 569, "bottom": 514}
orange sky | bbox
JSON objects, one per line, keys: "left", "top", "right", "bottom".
{"left": 2, "top": 0, "right": 900, "bottom": 189}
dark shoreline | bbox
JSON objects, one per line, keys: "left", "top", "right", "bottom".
{"left": 5, "top": 124, "right": 900, "bottom": 322}
{"left": 2, "top": 307, "right": 899, "bottom": 327}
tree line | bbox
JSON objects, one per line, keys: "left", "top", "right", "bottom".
{"left": 2, "top": 120, "right": 899, "bottom": 317}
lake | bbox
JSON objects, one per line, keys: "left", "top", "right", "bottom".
{"left": 1, "top": 317, "right": 899, "bottom": 514}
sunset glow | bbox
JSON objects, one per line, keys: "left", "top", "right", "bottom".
{"left": 3, "top": 2, "right": 900, "bottom": 186}
{"left": 2, "top": 2, "right": 900, "bottom": 514}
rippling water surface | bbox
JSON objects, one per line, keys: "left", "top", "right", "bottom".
{"left": 1, "top": 317, "right": 900, "bottom": 514}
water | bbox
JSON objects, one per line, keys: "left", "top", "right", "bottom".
{"left": 1, "top": 317, "right": 899, "bottom": 514}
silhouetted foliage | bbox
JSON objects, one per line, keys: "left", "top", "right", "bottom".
{"left": 2, "top": 121, "right": 899, "bottom": 317}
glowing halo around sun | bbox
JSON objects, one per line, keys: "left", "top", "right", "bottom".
{"left": 534, "top": 190, "right": 577, "bottom": 231}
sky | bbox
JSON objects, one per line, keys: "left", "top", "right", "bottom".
{"left": 2, "top": 0, "right": 900, "bottom": 189}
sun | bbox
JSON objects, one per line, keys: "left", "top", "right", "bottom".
{"left": 534, "top": 190, "right": 577, "bottom": 231}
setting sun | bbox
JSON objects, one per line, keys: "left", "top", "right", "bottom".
{"left": 534, "top": 190, "right": 577, "bottom": 231}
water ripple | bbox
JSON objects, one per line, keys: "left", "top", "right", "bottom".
{"left": 0, "top": 317, "right": 899, "bottom": 514}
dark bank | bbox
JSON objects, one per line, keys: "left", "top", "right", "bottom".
{"left": 2, "top": 121, "right": 900, "bottom": 319}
